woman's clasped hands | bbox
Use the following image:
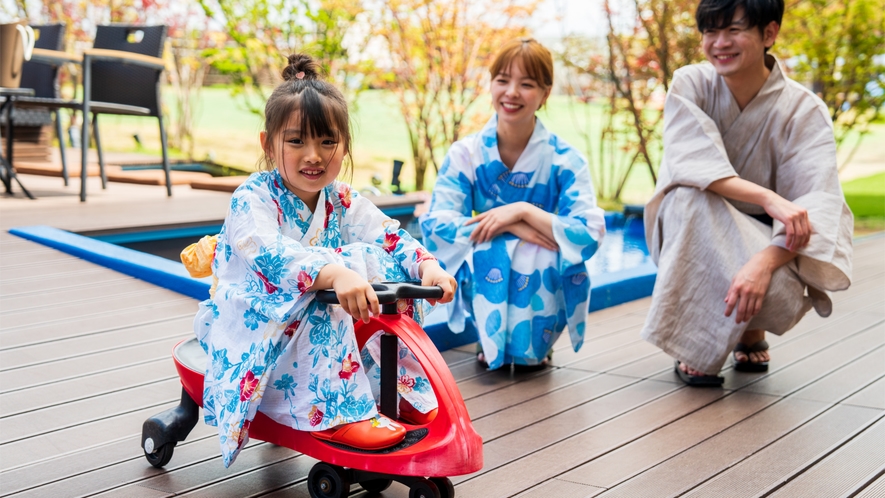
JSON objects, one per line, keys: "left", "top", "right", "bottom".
{"left": 466, "top": 202, "right": 558, "bottom": 251}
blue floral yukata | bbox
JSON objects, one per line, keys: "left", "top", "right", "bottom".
{"left": 421, "top": 116, "right": 605, "bottom": 370}
{"left": 194, "top": 169, "right": 438, "bottom": 467}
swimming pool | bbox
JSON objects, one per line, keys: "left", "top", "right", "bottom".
{"left": 9, "top": 212, "right": 655, "bottom": 351}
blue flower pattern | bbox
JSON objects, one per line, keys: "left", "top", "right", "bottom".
{"left": 194, "top": 170, "right": 439, "bottom": 467}
{"left": 421, "top": 116, "right": 605, "bottom": 369}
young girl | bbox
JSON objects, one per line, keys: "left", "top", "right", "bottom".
{"left": 421, "top": 38, "right": 605, "bottom": 371}
{"left": 192, "top": 54, "right": 456, "bottom": 467}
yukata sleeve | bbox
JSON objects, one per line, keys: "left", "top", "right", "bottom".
{"left": 225, "top": 184, "right": 345, "bottom": 322}
{"left": 659, "top": 68, "right": 738, "bottom": 191}
{"left": 772, "top": 100, "right": 852, "bottom": 292}
{"left": 550, "top": 150, "right": 606, "bottom": 270}
{"left": 343, "top": 188, "right": 436, "bottom": 281}
{"left": 419, "top": 141, "right": 477, "bottom": 274}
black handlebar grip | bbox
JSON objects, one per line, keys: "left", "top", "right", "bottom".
{"left": 315, "top": 282, "right": 444, "bottom": 305}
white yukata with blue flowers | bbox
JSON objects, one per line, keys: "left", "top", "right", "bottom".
{"left": 195, "top": 169, "right": 438, "bottom": 467}
{"left": 421, "top": 116, "right": 605, "bottom": 370}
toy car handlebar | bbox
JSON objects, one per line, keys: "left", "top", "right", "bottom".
{"left": 315, "top": 282, "right": 444, "bottom": 305}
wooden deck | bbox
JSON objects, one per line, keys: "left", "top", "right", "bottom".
{"left": 1, "top": 173, "right": 883, "bottom": 498}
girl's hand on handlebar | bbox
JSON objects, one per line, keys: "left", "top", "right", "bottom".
{"left": 419, "top": 260, "right": 457, "bottom": 305}
{"left": 325, "top": 266, "right": 379, "bottom": 323}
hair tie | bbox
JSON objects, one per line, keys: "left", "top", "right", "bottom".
{"left": 295, "top": 71, "right": 305, "bottom": 80}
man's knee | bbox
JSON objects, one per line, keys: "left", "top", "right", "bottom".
{"left": 660, "top": 186, "right": 719, "bottom": 221}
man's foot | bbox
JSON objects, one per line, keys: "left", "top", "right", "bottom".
{"left": 733, "top": 340, "right": 770, "bottom": 372}
{"left": 734, "top": 329, "right": 769, "bottom": 372}
{"left": 311, "top": 416, "right": 406, "bottom": 450}
{"left": 674, "top": 361, "right": 724, "bottom": 387}
{"left": 398, "top": 398, "right": 437, "bottom": 425}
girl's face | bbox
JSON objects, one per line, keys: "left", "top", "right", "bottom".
{"left": 491, "top": 58, "right": 550, "bottom": 128}
{"left": 261, "top": 111, "right": 345, "bottom": 209}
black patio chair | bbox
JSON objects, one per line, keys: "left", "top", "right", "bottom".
{"left": 78, "top": 24, "right": 171, "bottom": 201}
{"left": 15, "top": 23, "right": 79, "bottom": 185}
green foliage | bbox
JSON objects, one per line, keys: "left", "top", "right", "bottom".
{"left": 777, "top": 0, "right": 885, "bottom": 154}
{"left": 842, "top": 173, "right": 885, "bottom": 218}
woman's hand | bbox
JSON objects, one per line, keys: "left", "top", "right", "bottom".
{"left": 419, "top": 260, "right": 457, "bottom": 305}
{"left": 724, "top": 253, "right": 774, "bottom": 324}
{"left": 762, "top": 192, "right": 812, "bottom": 252}
{"left": 466, "top": 203, "right": 526, "bottom": 244}
{"left": 318, "top": 265, "right": 379, "bottom": 323}
{"left": 507, "top": 221, "right": 558, "bottom": 251}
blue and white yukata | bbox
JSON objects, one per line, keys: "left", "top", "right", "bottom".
{"left": 195, "top": 169, "right": 438, "bottom": 467}
{"left": 421, "top": 116, "right": 605, "bottom": 370}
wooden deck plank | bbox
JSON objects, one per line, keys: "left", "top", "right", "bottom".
{"left": 0, "top": 279, "right": 170, "bottom": 314}
{"left": 593, "top": 398, "right": 829, "bottom": 497}
{"left": 768, "top": 417, "right": 885, "bottom": 498}
{"left": 855, "top": 474, "right": 885, "bottom": 498}
{"left": 454, "top": 386, "right": 725, "bottom": 496}
{"left": 0, "top": 378, "right": 181, "bottom": 445}
{"left": 0, "top": 315, "right": 193, "bottom": 369}
{"left": 844, "top": 377, "right": 885, "bottom": 409}
{"left": 1, "top": 290, "right": 192, "bottom": 329}
{"left": 556, "top": 391, "right": 779, "bottom": 491}
{"left": 0, "top": 334, "right": 190, "bottom": 394}
{"left": 0, "top": 258, "right": 111, "bottom": 280}
{"left": 682, "top": 404, "right": 882, "bottom": 498}
{"left": 0, "top": 358, "right": 177, "bottom": 417}
{"left": 790, "top": 347, "right": 885, "bottom": 405}
{"left": 0, "top": 268, "right": 134, "bottom": 297}
{"left": 0, "top": 302, "right": 196, "bottom": 349}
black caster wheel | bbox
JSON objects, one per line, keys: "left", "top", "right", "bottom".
{"left": 409, "top": 478, "right": 441, "bottom": 498}
{"left": 430, "top": 477, "right": 455, "bottom": 498}
{"left": 308, "top": 462, "right": 351, "bottom": 498}
{"left": 144, "top": 442, "right": 174, "bottom": 468}
{"left": 361, "top": 478, "right": 393, "bottom": 494}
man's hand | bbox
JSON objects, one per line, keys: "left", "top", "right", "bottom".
{"left": 762, "top": 192, "right": 812, "bottom": 252}
{"left": 419, "top": 260, "right": 457, "bottom": 305}
{"left": 724, "top": 254, "right": 773, "bottom": 324}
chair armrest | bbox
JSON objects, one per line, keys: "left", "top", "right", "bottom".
{"left": 30, "top": 48, "right": 82, "bottom": 66}
{"left": 83, "top": 48, "right": 165, "bottom": 71}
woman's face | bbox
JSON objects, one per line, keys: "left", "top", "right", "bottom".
{"left": 701, "top": 7, "right": 778, "bottom": 79}
{"left": 261, "top": 110, "right": 344, "bottom": 209}
{"left": 491, "top": 58, "right": 550, "bottom": 128}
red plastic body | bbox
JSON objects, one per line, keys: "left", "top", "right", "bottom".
{"left": 173, "top": 312, "right": 483, "bottom": 477}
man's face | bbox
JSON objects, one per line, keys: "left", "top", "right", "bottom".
{"left": 701, "top": 7, "right": 779, "bottom": 78}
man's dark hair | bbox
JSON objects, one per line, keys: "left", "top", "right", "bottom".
{"left": 695, "top": 0, "right": 784, "bottom": 34}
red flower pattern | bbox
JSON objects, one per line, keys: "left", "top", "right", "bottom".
{"left": 338, "top": 353, "right": 360, "bottom": 380}
{"left": 415, "top": 247, "right": 436, "bottom": 264}
{"left": 309, "top": 405, "right": 324, "bottom": 427}
{"left": 296, "top": 271, "right": 313, "bottom": 294}
{"left": 397, "top": 375, "right": 416, "bottom": 394}
{"left": 237, "top": 419, "right": 251, "bottom": 447}
{"left": 256, "top": 271, "right": 278, "bottom": 294}
{"left": 239, "top": 370, "right": 259, "bottom": 401}
{"left": 383, "top": 232, "right": 400, "bottom": 254}
{"left": 273, "top": 199, "right": 284, "bottom": 226}
{"left": 323, "top": 200, "right": 334, "bottom": 228}
{"left": 337, "top": 185, "right": 352, "bottom": 208}
{"left": 284, "top": 320, "right": 301, "bottom": 337}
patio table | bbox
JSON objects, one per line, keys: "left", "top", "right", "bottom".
{"left": 0, "top": 86, "right": 36, "bottom": 199}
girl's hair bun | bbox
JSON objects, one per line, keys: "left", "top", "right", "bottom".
{"left": 282, "top": 53, "right": 321, "bottom": 82}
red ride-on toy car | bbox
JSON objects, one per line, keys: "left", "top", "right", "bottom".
{"left": 141, "top": 282, "right": 483, "bottom": 498}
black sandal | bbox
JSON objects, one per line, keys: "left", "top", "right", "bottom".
{"left": 733, "top": 340, "right": 769, "bottom": 372}
{"left": 476, "top": 345, "right": 489, "bottom": 369}
{"left": 674, "top": 361, "right": 724, "bottom": 387}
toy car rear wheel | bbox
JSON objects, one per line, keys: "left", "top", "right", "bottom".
{"left": 361, "top": 478, "right": 393, "bottom": 493}
{"left": 144, "top": 443, "right": 174, "bottom": 468}
{"left": 409, "top": 478, "right": 441, "bottom": 498}
{"left": 308, "top": 463, "right": 351, "bottom": 498}
{"left": 431, "top": 477, "right": 455, "bottom": 498}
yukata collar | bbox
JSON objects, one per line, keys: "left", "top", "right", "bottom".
{"left": 480, "top": 114, "right": 550, "bottom": 171}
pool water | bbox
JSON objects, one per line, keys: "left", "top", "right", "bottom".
{"left": 587, "top": 214, "right": 650, "bottom": 275}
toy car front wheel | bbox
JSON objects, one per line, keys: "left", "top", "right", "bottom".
{"left": 409, "top": 478, "right": 441, "bottom": 498}
{"left": 308, "top": 463, "right": 351, "bottom": 498}
{"left": 144, "top": 442, "right": 174, "bottom": 468}
{"left": 431, "top": 477, "right": 455, "bottom": 498}
{"left": 361, "top": 478, "right": 393, "bottom": 493}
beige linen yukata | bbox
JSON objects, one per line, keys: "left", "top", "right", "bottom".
{"left": 641, "top": 55, "right": 853, "bottom": 374}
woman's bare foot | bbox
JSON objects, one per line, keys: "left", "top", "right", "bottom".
{"left": 678, "top": 361, "right": 708, "bottom": 377}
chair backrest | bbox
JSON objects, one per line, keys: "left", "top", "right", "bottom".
{"left": 89, "top": 24, "right": 167, "bottom": 117}
{"left": 19, "top": 23, "right": 65, "bottom": 99}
